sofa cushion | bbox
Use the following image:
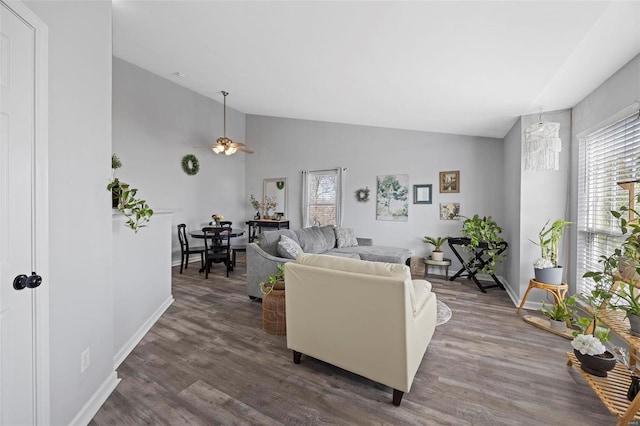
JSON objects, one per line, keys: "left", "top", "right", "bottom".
{"left": 277, "top": 235, "right": 304, "bottom": 259}
{"left": 295, "top": 226, "right": 334, "bottom": 253}
{"left": 258, "top": 229, "right": 300, "bottom": 257}
{"left": 331, "top": 245, "right": 413, "bottom": 264}
{"left": 335, "top": 227, "right": 358, "bottom": 248}
{"left": 296, "top": 253, "right": 409, "bottom": 278}
{"left": 322, "top": 250, "right": 361, "bottom": 260}
{"left": 319, "top": 225, "right": 337, "bottom": 250}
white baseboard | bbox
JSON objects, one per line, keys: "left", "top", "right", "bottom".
{"left": 69, "top": 371, "right": 120, "bottom": 426}
{"left": 113, "top": 295, "right": 174, "bottom": 369}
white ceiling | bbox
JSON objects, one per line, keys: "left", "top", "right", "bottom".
{"left": 112, "top": 1, "right": 640, "bottom": 139}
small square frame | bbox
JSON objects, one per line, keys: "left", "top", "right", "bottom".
{"left": 413, "top": 184, "right": 432, "bottom": 204}
{"left": 439, "top": 171, "right": 460, "bottom": 193}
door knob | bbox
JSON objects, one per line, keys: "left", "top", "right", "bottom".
{"left": 13, "top": 272, "right": 42, "bottom": 290}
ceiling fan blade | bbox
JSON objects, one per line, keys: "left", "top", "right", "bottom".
{"left": 236, "top": 146, "right": 254, "bottom": 154}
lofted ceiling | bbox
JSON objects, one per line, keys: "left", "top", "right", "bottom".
{"left": 112, "top": 1, "right": 640, "bottom": 139}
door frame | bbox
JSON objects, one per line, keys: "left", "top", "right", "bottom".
{"left": 2, "top": 1, "right": 50, "bottom": 424}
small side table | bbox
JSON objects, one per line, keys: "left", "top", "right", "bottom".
{"left": 517, "top": 278, "right": 569, "bottom": 316}
{"left": 424, "top": 257, "right": 452, "bottom": 279}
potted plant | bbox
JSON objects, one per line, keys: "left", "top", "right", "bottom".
{"left": 460, "top": 214, "right": 506, "bottom": 275}
{"left": 249, "top": 194, "right": 261, "bottom": 219}
{"left": 260, "top": 263, "right": 286, "bottom": 335}
{"left": 584, "top": 194, "right": 640, "bottom": 334}
{"left": 111, "top": 154, "right": 122, "bottom": 208}
{"left": 538, "top": 296, "right": 575, "bottom": 332}
{"left": 531, "top": 219, "right": 571, "bottom": 285}
{"left": 612, "top": 195, "right": 640, "bottom": 283}
{"left": 423, "top": 236, "right": 448, "bottom": 261}
{"left": 570, "top": 283, "right": 616, "bottom": 377}
{"left": 108, "top": 178, "right": 154, "bottom": 233}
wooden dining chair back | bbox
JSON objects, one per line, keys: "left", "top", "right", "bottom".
{"left": 210, "top": 220, "right": 233, "bottom": 227}
{"left": 202, "top": 226, "right": 232, "bottom": 278}
{"left": 177, "top": 224, "right": 205, "bottom": 274}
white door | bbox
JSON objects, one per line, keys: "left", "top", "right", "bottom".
{"left": 0, "top": 2, "right": 45, "bottom": 425}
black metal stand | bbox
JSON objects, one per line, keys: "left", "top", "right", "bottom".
{"left": 447, "top": 237, "right": 508, "bottom": 293}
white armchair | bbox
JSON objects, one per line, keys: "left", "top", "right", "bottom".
{"left": 285, "top": 253, "right": 437, "bottom": 406}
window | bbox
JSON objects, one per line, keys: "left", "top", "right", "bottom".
{"left": 302, "top": 168, "right": 345, "bottom": 228}
{"left": 305, "top": 170, "right": 338, "bottom": 227}
{"left": 577, "top": 111, "right": 640, "bottom": 294}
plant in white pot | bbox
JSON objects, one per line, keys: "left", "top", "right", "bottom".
{"left": 531, "top": 218, "right": 571, "bottom": 285}
{"left": 538, "top": 296, "right": 575, "bottom": 332}
{"left": 423, "top": 236, "right": 448, "bottom": 261}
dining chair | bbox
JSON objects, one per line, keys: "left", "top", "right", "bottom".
{"left": 202, "top": 226, "right": 232, "bottom": 279}
{"left": 177, "top": 224, "right": 205, "bottom": 274}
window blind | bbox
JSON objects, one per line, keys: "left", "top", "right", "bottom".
{"left": 577, "top": 111, "right": 640, "bottom": 294}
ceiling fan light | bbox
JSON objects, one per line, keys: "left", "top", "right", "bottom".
{"left": 225, "top": 146, "right": 237, "bottom": 155}
{"left": 212, "top": 145, "right": 223, "bottom": 154}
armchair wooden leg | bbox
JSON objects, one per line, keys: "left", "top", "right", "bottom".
{"left": 392, "top": 389, "right": 404, "bottom": 406}
{"left": 293, "top": 350, "right": 302, "bottom": 364}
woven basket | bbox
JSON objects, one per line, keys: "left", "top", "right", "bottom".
{"left": 262, "top": 287, "right": 286, "bottom": 335}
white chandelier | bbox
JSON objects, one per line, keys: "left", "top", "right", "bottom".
{"left": 523, "top": 113, "right": 562, "bottom": 171}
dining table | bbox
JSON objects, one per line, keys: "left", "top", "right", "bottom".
{"left": 190, "top": 228, "right": 245, "bottom": 273}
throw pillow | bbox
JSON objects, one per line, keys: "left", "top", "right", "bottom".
{"left": 335, "top": 227, "right": 358, "bottom": 248}
{"left": 277, "top": 235, "right": 304, "bottom": 259}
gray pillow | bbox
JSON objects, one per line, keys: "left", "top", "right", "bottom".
{"left": 295, "top": 226, "right": 333, "bottom": 253}
{"left": 277, "top": 235, "right": 304, "bottom": 259}
{"left": 335, "top": 227, "right": 359, "bottom": 248}
{"left": 258, "top": 229, "right": 300, "bottom": 257}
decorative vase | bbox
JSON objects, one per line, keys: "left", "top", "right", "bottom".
{"left": 214, "top": 219, "right": 221, "bottom": 227}
{"left": 262, "top": 281, "right": 286, "bottom": 335}
{"left": 534, "top": 266, "right": 563, "bottom": 285}
{"left": 628, "top": 374, "right": 640, "bottom": 401}
{"left": 573, "top": 349, "right": 617, "bottom": 377}
{"left": 431, "top": 251, "right": 444, "bottom": 261}
{"left": 549, "top": 319, "right": 567, "bottom": 332}
{"left": 629, "top": 313, "right": 640, "bottom": 336}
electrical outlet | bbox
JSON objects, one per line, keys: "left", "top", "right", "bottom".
{"left": 81, "top": 348, "right": 90, "bottom": 373}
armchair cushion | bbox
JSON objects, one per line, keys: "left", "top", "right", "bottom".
{"left": 277, "top": 235, "right": 304, "bottom": 259}
{"left": 335, "top": 227, "right": 359, "bottom": 248}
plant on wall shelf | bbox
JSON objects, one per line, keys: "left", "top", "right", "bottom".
{"left": 108, "top": 161, "right": 153, "bottom": 232}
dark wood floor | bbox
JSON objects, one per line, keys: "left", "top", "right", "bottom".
{"left": 91, "top": 256, "right": 614, "bottom": 425}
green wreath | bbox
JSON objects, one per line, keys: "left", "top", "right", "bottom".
{"left": 181, "top": 154, "right": 199, "bottom": 175}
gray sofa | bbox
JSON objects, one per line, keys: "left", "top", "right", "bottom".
{"left": 246, "top": 225, "right": 413, "bottom": 299}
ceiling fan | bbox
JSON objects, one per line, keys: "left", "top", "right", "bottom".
{"left": 212, "top": 91, "right": 254, "bottom": 155}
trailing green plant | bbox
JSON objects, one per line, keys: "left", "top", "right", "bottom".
{"left": 423, "top": 236, "right": 448, "bottom": 251}
{"left": 538, "top": 296, "right": 576, "bottom": 322}
{"left": 259, "top": 263, "right": 285, "bottom": 295}
{"left": 107, "top": 177, "right": 153, "bottom": 233}
{"left": 460, "top": 214, "right": 506, "bottom": 274}
{"left": 531, "top": 218, "right": 571, "bottom": 268}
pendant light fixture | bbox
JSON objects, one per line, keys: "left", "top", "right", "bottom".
{"left": 523, "top": 109, "right": 561, "bottom": 171}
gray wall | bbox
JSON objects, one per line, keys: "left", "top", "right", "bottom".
{"left": 112, "top": 57, "right": 247, "bottom": 263}
{"left": 245, "top": 115, "right": 506, "bottom": 276}
{"left": 24, "top": 1, "right": 114, "bottom": 425}
{"left": 570, "top": 53, "right": 640, "bottom": 290}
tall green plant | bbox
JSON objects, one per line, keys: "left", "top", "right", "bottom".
{"left": 533, "top": 219, "right": 571, "bottom": 267}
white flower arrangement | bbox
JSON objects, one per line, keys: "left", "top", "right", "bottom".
{"left": 571, "top": 333, "right": 606, "bottom": 356}
{"left": 533, "top": 257, "right": 554, "bottom": 269}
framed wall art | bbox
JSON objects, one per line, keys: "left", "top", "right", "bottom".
{"left": 439, "top": 171, "right": 460, "bottom": 193}
{"left": 440, "top": 202, "right": 460, "bottom": 220}
{"left": 413, "top": 184, "right": 432, "bottom": 204}
{"left": 376, "top": 174, "right": 409, "bottom": 221}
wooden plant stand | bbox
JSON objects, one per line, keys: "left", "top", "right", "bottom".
{"left": 567, "top": 288, "right": 640, "bottom": 425}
